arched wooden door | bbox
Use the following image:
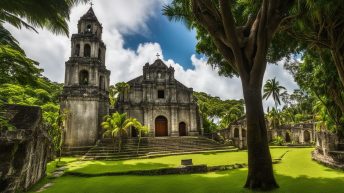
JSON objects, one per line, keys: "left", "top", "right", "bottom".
{"left": 179, "top": 122, "right": 187, "bottom": 136}
{"left": 155, "top": 116, "right": 168, "bottom": 137}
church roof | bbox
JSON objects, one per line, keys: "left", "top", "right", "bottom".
{"left": 80, "top": 7, "right": 99, "bottom": 23}
{"left": 150, "top": 59, "right": 169, "bottom": 69}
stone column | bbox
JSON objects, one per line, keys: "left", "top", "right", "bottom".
{"left": 171, "top": 106, "right": 178, "bottom": 136}
{"left": 189, "top": 106, "right": 198, "bottom": 136}
{"left": 239, "top": 127, "right": 243, "bottom": 149}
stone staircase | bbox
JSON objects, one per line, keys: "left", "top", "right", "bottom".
{"left": 81, "top": 136, "right": 237, "bottom": 160}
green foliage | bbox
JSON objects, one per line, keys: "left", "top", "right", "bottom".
{"left": 193, "top": 91, "right": 244, "bottom": 133}
{"left": 286, "top": 49, "right": 344, "bottom": 132}
{"left": 0, "top": 0, "right": 90, "bottom": 36}
{"left": 109, "top": 82, "right": 130, "bottom": 108}
{"left": 263, "top": 78, "right": 286, "bottom": 109}
{"left": 0, "top": 81, "right": 63, "bottom": 151}
{"left": 102, "top": 112, "right": 145, "bottom": 152}
{"left": 271, "top": 136, "right": 285, "bottom": 146}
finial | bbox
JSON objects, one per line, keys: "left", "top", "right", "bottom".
{"left": 90, "top": 1, "right": 94, "bottom": 7}
{"left": 156, "top": 53, "right": 160, "bottom": 59}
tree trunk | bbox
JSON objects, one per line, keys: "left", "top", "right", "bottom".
{"left": 243, "top": 85, "right": 278, "bottom": 190}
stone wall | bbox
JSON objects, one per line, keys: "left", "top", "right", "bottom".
{"left": 315, "top": 130, "right": 341, "bottom": 155}
{"left": 0, "top": 105, "right": 50, "bottom": 193}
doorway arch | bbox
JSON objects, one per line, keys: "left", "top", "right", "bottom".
{"left": 285, "top": 132, "right": 291, "bottom": 142}
{"left": 155, "top": 116, "right": 168, "bottom": 137}
{"left": 304, "top": 130, "right": 311, "bottom": 143}
{"left": 179, "top": 122, "right": 187, "bottom": 136}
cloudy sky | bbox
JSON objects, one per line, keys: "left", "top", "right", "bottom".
{"left": 6, "top": 0, "right": 299, "bottom": 109}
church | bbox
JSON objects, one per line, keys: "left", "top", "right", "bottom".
{"left": 116, "top": 58, "right": 203, "bottom": 138}
{"left": 60, "top": 7, "right": 202, "bottom": 147}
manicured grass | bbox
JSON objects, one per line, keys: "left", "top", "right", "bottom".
{"left": 30, "top": 148, "right": 344, "bottom": 193}
{"left": 65, "top": 148, "right": 288, "bottom": 174}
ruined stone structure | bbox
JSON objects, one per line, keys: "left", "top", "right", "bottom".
{"left": 214, "top": 118, "right": 315, "bottom": 149}
{"left": 60, "top": 7, "right": 110, "bottom": 147}
{"left": 269, "top": 123, "right": 315, "bottom": 144}
{"left": 116, "top": 59, "right": 202, "bottom": 137}
{"left": 0, "top": 105, "right": 50, "bottom": 193}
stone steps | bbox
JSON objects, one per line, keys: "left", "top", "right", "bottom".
{"left": 81, "top": 137, "right": 237, "bottom": 160}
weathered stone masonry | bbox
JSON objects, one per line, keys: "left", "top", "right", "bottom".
{"left": 117, "top": 59, "right": 202, "bottom": 137}
{"left": 60, "top": 7, "right": 110, "bottom": 147}
{"left": 0, "top": 105, "right": 50, "bottom": 193}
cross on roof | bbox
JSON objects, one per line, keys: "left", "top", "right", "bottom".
{"left": 90, "top": 1, "right": 94, "bottom": 7}
{"left": 156, "top": 53, "right": 160, "bottom": 59}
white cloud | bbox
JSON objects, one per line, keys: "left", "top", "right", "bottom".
{"left": 5, "top": 0, "right": 298, "bottom": 110}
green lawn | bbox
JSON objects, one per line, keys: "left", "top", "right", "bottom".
{"left": 30, "top": 148, "right": 344, "bottom": 193}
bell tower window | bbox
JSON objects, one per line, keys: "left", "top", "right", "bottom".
{"left": 79, "top": 70, "right": 89, "bottom": 85}
{"left": 74, "top": 44, "right": 80, "bottom": 56}
{"left": 99, "top": 76, "right": 105, "bottom": 90}
{"left": 86, "top": 24, "right": 92, "bottom": 33}
{"left": 158, "top": 90, "right": 165, "bottom": 99}
{"left": 98, "top": 48, "right": 101, "bottom": 60}
{"left": 84, "top": 44, "right": 91, "bottom": 57}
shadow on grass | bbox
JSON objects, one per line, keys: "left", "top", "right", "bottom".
{"left": 30, "top": 168, "right": 344, "bottom": 193}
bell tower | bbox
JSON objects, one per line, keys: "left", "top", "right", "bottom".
{"left": 60, "top": 7, "right": 110, "bottom": 147}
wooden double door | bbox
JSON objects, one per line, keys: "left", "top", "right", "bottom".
{"left": 155, "top": 116, "right": 168, "bottom": 137}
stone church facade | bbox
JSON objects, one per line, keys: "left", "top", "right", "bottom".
{"left": 60, "top": 7, "right": 110, "bottom": 147}
{"left": 60, "top": 8, "right": 202, "bottom": 147}
{"left": 116, "top": 59, "right": 203, "bottom": 137}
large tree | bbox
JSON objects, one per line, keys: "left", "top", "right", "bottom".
{"left": 285, "top": 1, "right": 344, "bottom": 88}
{"left": 164, "top": 0, "right": 294, "bottom": 190}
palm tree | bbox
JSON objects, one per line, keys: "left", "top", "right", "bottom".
{"left": 220, "top": 104, "right": 242, "bottom": 128}
{"left": 266, "top": 107, "right": 281, "bottom": 130}
{"left": 131, "top": 119, "right": 149, "bottom": 155}
{"left": 0, "top": 0, "right": 89, "bottom": 36}
{"left": 109, "top": 82, "right": 130, "bottom": 108}
{"left": 101, "top": 112, "right": 135, "bottom": 152}
{"left": 263, "top": 78, "right": 286, "bottom": 110}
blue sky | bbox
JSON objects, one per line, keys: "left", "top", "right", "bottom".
{"left": 123, "top": 10, "right": 199, "bottom": 69}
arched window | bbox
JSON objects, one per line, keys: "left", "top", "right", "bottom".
{"left": 179, "top": 122, "right": 187, "bottom": 136}
{"left": 99, "top": 76, "right": 104, "bottom": 90}
{"left": 304, "top": 130, "right": 311, "bottom": 143}
{"left": 84, "top": 44, "right": 91, "bottom": 57}
{"left": 86, "top": 24, "right": 92, "bottom": 33}
{"left": 242, "top": 129, "right": 246, "bottom": 138}
{"left": 234, "top": 128, "right": 239, "bottom": 138}
{"left": 79, "top": 70, "right": 89, "bottom": 85}
{"left": 98, "top": 48, "right": 101, "bottom": 60}
{"left": 74, "top": 44, "right": 80, "bottom": 56}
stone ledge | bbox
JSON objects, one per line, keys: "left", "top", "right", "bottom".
{"left": 312, "top": 150, "right": 344, "bottom": 171}
{"left": 65, "top": 163, "right": 247, "bottom": 177}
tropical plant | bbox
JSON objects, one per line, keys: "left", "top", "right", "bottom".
{"left": 164, "top": 1, "right": 295, "bottom": 189}
{"left": 0, "top": 0, "right": 89, "bottom": 87}
{"left": 131, "top": 119, "right": 149, "bottom": 155}
{"left": 220, "top": 104, "right": 242, "bottom": 128}
{"left": 263, "top": 78, "right": 286, "bottom": 110}
{"left": 271, "top": 136, "right": 284, "bottom": 146}
{"left": 43, "top": 105, "right": 68, "bottom": 161}
{"left": 266, "top": 107, "right": 281, "bottom": 130}
{"left": 0, "top": 0, "right": 89, "bottom": 36}
{"left": 101, "top": 112, "right": 135, "bottom": 152}
{"left": 109, "top": 82, "right": 130, "bottom": 108}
